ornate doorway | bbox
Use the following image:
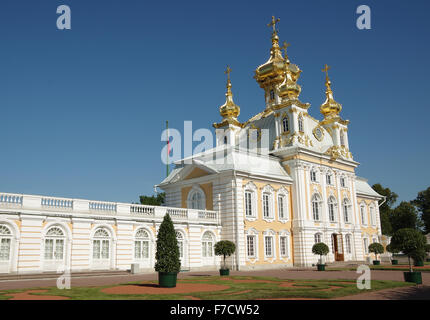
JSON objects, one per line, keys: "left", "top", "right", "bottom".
{"left": 331, "top": 233, "right": 344, "bottom": 262}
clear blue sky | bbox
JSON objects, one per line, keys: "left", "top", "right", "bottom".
{"left": 0, "top": 0, "right": 428, "bottom": 204}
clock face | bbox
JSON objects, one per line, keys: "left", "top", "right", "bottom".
{"left": 313, "top": 127, "right": 323, "bottom": 141}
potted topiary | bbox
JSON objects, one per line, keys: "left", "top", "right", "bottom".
{"left": 390, "top": 228, "right": 427, "bottom": 284}
{"left": 386, "top": 244, "right": 399, "bottom": 265}
{"left": 155, "top": 214, "right": 181, "bottom": 288}
{"left": 312, "top": 242, "right": 329, "bottom": 271}
{"left": 412, "top": 249, "right": 425, "bottom": 267}
{"left": 425, "top": 244, "right": 430, "bottom": 262}
{"left": 368, "top": 242, "right": 384, "bottom": 265}
{"left": 214, "top": 240, "right": 236, "bottom": 276}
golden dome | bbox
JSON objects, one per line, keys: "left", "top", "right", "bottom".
{"left": 219, "top": 66, "right": 240, "bottom": 120}
{"left": 320, "top": 64, "right": 342, "bottom": 118}
{"left": 278, "top": 42, "right": 302, "bottom": 100}
{"left": 254, "top": 16, "right": 286, "bottom": 88}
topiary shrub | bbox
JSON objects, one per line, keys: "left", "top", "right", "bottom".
{"left": 312, "top": 242, "right": 329, "bottom": 265}
{"left": 386, "top": 243, "right": 399, "bottom": 260}
{"left": 368, "top": 242, "right": 384, "bottom": 261}
{"left": 155, "top": 214, "right": 181, "bottom": 273}
{"left": 390, "top": 228, "right": 427, "bottom": 272}
{"left": 214, "top": 240, "right": 236, "bottom": 270}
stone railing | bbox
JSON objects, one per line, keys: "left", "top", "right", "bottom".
{"left": 0, "top": 192, "right": 219, "bottom": 224}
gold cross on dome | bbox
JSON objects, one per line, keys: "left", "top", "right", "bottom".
{"left": 282, "top": 41, "right": 291, "bottom": 56}
{"left": 267, "top": 16, "right": 280, "bottom": 33}
{"left": 322, "top": 64, "right": 331, "bottom": 77}
{"left": 225, "top": 65, "right": 232, "bottom": 81}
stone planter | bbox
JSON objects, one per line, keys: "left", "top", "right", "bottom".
{"left": 317, "top": 264, "right": 326, "bottom": 271}
{"left": 158, "top": 272, "right": 178, "bottom": 288}
{"left": 219, "top": 269, "right": 230, "bottom": 276}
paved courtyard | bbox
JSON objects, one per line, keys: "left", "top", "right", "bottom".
{"left": 0, "top": 269, "right": 429, "bottom": 299}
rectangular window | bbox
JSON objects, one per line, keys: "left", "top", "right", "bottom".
{"left": 54, "top": 239, "right": 64, "bottom": 260}
{"left": 340, "top": 177, "right": 346, "bottom": 188}
{"left": 245, "top": 191, "right": 253, "bottom": 217}
{"left": 265, "top": 236, "right": 273, "bottom": 257}
{"left": 247, "top": 235, "right": 256, "bottom": 258}
{"left": 346, "top": 235, "right": 351, "bottom": 254}
{"left": 45, "top": 239, "right": 54, "bottom": 260}
{"left": 101, "top": 240, "right": 109, "bottom": 259}
{"left": 263, "top": 194, "right": 270, "bottom": 218}
{"left": 0, "top": 238, "right": 11, "bottom": 261}
{"left": 370, "top": 207, "right": 375, "bottom": 225}
{"left": 142, "top": 241, "right": 149, "bottom": 258}
{"left": 364, "top": 239, "right": 369, "bottom": 254}
{"left": 280, "top": 236, "right": 288, "bottom": 257}
{"left": 278, "top": 196, "right": 284, "bottom": 219}
{"left": 326, "top": 175, "right": 332, "bottom": 185}
{"left": 93, "top": 240, "right": 100, "bottom": 259}
{"left": 135, "top": 241, "right": 142, "bottom": 259}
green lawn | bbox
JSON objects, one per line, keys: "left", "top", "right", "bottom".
{"left": 0, "top": 276, "right": 414, "bottom": 300}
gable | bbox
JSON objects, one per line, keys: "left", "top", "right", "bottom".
{"left": 183, "top": 167, "right": 211, "bottom": 180}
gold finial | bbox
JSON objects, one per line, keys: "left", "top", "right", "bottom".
{"left": 322, "top": 64, "right": 331, "bottom": 80}
{"left": 224, "top": 65, "right": 232, "bottom": 82}
{"left": 320, "top": 64, "right": 342, "bottom": 118}
{"left": 267, "top": 16, "right": 280, "bottom": 33}
{"left": 282, "top": 41, "right": 291, "bottom": 62}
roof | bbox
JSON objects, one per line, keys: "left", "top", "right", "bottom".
{"left": 355, "top": 177, "right": 383, "bottom": 199}
{"left": 158, "top": 145, "right": 292, "bottom": 187}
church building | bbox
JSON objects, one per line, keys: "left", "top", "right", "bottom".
{"left": 0, "top": 17, "right": 382, "bottom": 274}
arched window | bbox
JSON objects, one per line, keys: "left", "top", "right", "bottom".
{"left": 176, "top": 231, "right": 184, "bottom": 258}
{"left": 310, "top": 169, "right": 318, "bottom": 182}
{"left": 277, "top": 193, "right": 288, "bottom": 220}
{"left": 340, "top": 176, "right": 346, "bottom": 188}
{"left": 93, "top": 228, "right": 110, "bottom": 260}
{"left": 345, "top": 234, "right": 352, "bottom": 254}
{"left": 360, "top": 204, "right": 367, "bottom": 225}
{"left": 135, "top": 229, "right": 150, "bottom": 260}
{"left": 44, "top": 226, "right": 65, "bottom": 261}
{"left": 326, "top": 173, "right": 333, "bottom": 185}
{"left": 270, "top": 89, "right": 275, "bottom": 100}
{"left": 340, "top": 130, "right": 345, "bottom": 146}
{"left": 188, "top": 188, "right": 205, "bottom": 210}
{"left": 369, "top": 206, "right": 375, "bottom": 226}
{"left": 263, "top": 193, "right": 270, "bottom": 218}
{"left": 298, "top": 115, "right": 304, "bottom": 132}
{"left": 312, "top": 194, "right": 322, "bottom": 221}
{"left": 0, "top": 225, "right": 12, "bottom": 262}
{"left": 363, "top": 238, "right": 369, "bottom": 254}
{"left": 343, "top": 198, "right": 351, "bottom": 223}
{"left": 202, "top": 232, "right": 214, "bottom": 258}
{"left": 328, "top": 196, "right": 337, "bottom": 222}
{"left": 282, "top": 116, "right": 289, "bottom": 132}
{"left": 314, "top": 233, "right": 322, "bottom": 244}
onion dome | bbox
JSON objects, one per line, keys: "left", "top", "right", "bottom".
{"left": 278, "top": 41, "right": 302, "bottom": 100}
{"left": 219, "top": 66, "right": 240, "bottom": 120}
{"left": 254, "top": 16, "right": 286, "bottom": 88}
{"left": 320, "top": 64, "right": 342, "bottom": 118}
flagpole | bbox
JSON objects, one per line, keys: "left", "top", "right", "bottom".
{"left": 166, "top": 120, "right": 170, "bottom": 178}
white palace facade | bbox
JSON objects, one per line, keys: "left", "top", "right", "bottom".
{"left": 0, "top": 17, "right": 383, "bottom": 274}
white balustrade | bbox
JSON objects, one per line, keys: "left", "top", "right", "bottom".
{"left": 41, "top": 197, "right": 73, "bottom": 209}
{"left": 130, "top": 204, "right": 155, "bottom": 216}
{"left": 89, "top": 201, "right": 117, "bottom": 212}
{"left": 0, "top": 192, "right": 218, "bottom": 224}
{"left": 166, "top": 208, "right": 188, "bottom": 219}
{"left": 0, "top": 193, "right": 23, "bottom": 205}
